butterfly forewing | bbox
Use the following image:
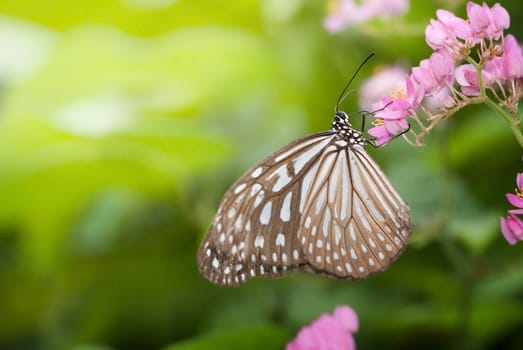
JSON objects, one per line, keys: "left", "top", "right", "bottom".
{"left": 197, "top": 133, "right": 336, "bottom": 286}
{"left": 197, "top": 111, "right": 411, "bottom": 287}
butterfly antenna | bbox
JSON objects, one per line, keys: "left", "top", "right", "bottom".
{"left": 335, "top": 53, "right": 375, "bottom": 112}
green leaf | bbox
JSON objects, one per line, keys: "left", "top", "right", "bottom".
{"left": 164, "top": 325, "right": 290, "bottom": 350}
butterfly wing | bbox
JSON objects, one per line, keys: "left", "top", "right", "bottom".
{"left": 299, "top": 144, "right": 410, "bottom": 279}
{"left": 197, "top": 132, "right": 336, "bottom": 286}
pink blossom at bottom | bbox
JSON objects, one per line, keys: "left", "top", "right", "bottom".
{"left": 500, "top": 214, "right": 523, "bottom": 245}
{"left": 286, "top": 306, "right": 358, "bottom": 350}
{"left": 505, "top": 172, "right": 523, "bottom": 215}
{"left": 501, "top": 172, "right": 523, "bottom": 245}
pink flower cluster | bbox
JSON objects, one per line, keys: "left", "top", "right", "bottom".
{"left": 501, "top": 173, "right": 523, "bottom": 245}
{"left": 286, "top": 305, "right": 359, "bottom": 350}
{"left": 367, "top": 1, "right": 523, "bottom": 146}
{"left": 324, "top": 0, "right": 409, "bottom": 33}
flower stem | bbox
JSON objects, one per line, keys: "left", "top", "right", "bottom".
{"left": 481, "top": 95, "right": 523, "bottom": 147}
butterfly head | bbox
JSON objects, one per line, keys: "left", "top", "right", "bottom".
{"left": 332, "top": 111, "right": 366, "bottom": 146}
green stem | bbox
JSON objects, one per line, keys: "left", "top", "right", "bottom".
{"left": 483, "top": 96, "right": 523, "bottom": 147}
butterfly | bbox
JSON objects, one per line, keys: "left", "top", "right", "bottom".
{"left": 197, "top": 57, "right": 410, "bottom": 287}
{"left": 197, "top": 109, "right": 410, "bottom": 287}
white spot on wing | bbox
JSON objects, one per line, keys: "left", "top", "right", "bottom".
{"left": 334, "top": 224, "right": 342, "bottom": 245}
{"left": 270, "top": 163, "right": 292, "bottom": 192}
{"left": 234, "top": 183, "right": 246, "bottom": 194}
{"left": 291, "top": 136, "right": 333, "bottom": 173}
{"left": 315, "top": 187, "right": 327, "bottom": 215}
{"left": 300, "top": 161, "right": 320, "bottom": 212}
{"left": 322, "top": 207, "right": 331, "bottom": 237}
{"left": 250, "top": 183, "right": 262, "bottom": 197}
{"left": 254, "top": 236, "right": 264, "bottom": 248}
{"left": 260, "top": 201, "right": 272, "bottom": 224}
{"left": 345, "top": 263, "right": 352, "bottom": 272}
{"left": 251, "top": 167, "right": 263, "bottom": 178}
{"left": 354, "top": 198, "right": 371, "bottom": 231}
{"left": 276, "top": 233, "right": 285, "bottom": 247}
{"left": 212, "top": 258, "right": 220, "bottom": 269}
{"left": 304, "top": 216, "right": 311, "bottom": 228}
{"left": 349, "top": 222, "right": 356, "bottom": 241}
{"left": 280, "top": 191, "right": 292, "bottom": 222}
{"left": 254, "top": 190, "right": 265, "bottom": 208}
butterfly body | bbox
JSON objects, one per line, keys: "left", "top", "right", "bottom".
{"left": 198, "top": 111, "right": 410, "bottom": 287}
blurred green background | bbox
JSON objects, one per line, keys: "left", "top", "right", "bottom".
{"left": 1, "top": 0, "right": 523, "bottom": 349}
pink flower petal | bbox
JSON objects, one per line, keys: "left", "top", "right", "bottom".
{"left": 500, "top": 216, "right": 517, "bottom": 245}
{"left": 502, "top": 34, "right": 523, "bottom": 80}
{"left": 491, "top": 3, "right": 510, "bottom": 34}
{"left": 506, "top": 193, "right": 523, "bottom": 208}
{"left": 467, "top": 1, "right": 490, "bottom": 39}
{"left": 333, "top": 306, "right": 359, "bottom": 333}
{"left": 516, "top": 172, "right": 523, "bottom": 190}
{"left": 368, "top": 125, "right": 394, "bottom": 146}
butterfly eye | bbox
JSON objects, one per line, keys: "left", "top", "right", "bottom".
{"left": 197, "top": 112, "right": 410, "bottom": 287}
{"left": 335, "top": 111, "right": 349, "bottom": 121}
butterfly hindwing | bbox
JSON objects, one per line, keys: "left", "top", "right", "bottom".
{"left": 299, "top": 145, "right": 410, "bottom": 279}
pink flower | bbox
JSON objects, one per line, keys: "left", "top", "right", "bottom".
{"left": 372, "top": 93, "right": 410, "bottom": 120}
{"left": 411, "top": 51, "right": 455, "bottom": 95}
{"left": 502, "top": 34, "right": 523, "bottom": 80}
{"left": 361, "top": 0, "right": 409, "bottom": 18}
{"left": 423, "top": 86, "right": 454, "bottom": 112}
{"left": 368, "top": 118, "right": 409, "bottom": 146}
{"left": 402, "top": 74, "right": 426, "bottom": 109}
{"left": 358, "top": 65, "right": 409, "bottom": 111}
{"left": 484, "top": 56, "right": 505, "bottom": 83}
{"left": 324, "top": 0, "right": 409, "bottom": 33}
{"left": 367, "top": 75, "right": 421, "bottom": 146}
{"left": 500, "top": 214, "right": 523, "bottom": 245}
{"left": 505, "top": 172, "right": 523, "bottom": 215}
{"left": 455, "top": 63, "right": 492, "bottom": 96}
{"left": 324, "top": 0, "right": 365, "bottom": 33}
{"left": 501, "top": 172, "right": 523, "bottom": 245}
{"left": 286, "top": 306, "right": 358, "bottom": 350}
{"left": 425, "top": 9, "right": 472, "bottom": 54}
{"left": 467, "top": 2, "right": 509, "bottom": 41}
